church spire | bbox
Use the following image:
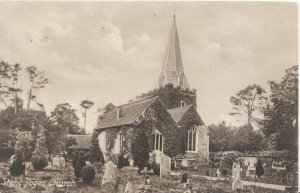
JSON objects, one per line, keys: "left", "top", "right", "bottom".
{"left": 158, "top": 15, "right": 190, "bottom": 89}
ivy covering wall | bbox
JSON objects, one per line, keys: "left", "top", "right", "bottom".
{"left": 137, "top": 84, "right": 197, "bottom": 109}
{"left": 98, "top": 98, "right": 185, "bottom": 159}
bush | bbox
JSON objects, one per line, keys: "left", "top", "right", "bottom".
{"left": 256, "top": 158, "right": 264, "bottom": 178}
{"left": 117, "top": 154, "right": 129, "bottom": 169}
{"left": 10, "top": 152, "right": 25, "bottom": 177}
{"left": 82, "top": 165, "right": 96, "bottom": 184}
{"left": 0, "top": 147, "right": 14, "bottom": 162}
{"left": 32, "top": 154, "right": 48, "bottom": 171}
{"left": 131, "top": 130, "right": 150, "bottom": 172}
{"left": 72, "top": 151, "right": 86, "bottom": 178}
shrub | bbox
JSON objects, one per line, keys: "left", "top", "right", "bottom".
{"left": 82, "top": 165, "right": 96, "bottom": 184}
{"left": 72, "top": 151, "right": 86, "bottom": 178}
{"left": 117, "top": 154, "right": 129, "bottom": 169}
{"left": 0, "top": 147, "right": 14, "bottom": 162}
{"left": 10, "top": 151, "right": 25, "bottom": 177}
{"left": 32, "top": 154, "right": 48, "bottom": 171}
{"left": 256, "top": 158, "right": 264, "bottom": 178}
{"left": 131, "top": 130, "right": 150, "bottom": 172}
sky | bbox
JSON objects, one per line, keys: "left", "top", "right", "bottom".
{"left": 0, "top": 2, "right": 297, "bottom": 133}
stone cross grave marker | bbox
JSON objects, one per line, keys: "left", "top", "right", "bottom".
{"left": 102, "top": 161, "right": 116, "bottom": 186}
{"left": 140, "top": 167, "right": 152, "bottom": 190}
{"left": 160, "top": 154, "right": 171, "bottom": 178}
{"left": 232, "top": 164, "right": 243, "bottom": 191}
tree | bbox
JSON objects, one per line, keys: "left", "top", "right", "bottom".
{"left": 131, "top": 130, "right": 150, "bottom": 172}
{"left": 25, "top": 66, "right": 49, "bottom": 110}
{"left": 0, "top": 61, "right": 12, "bottom": 109}
{"left": 230, "top": 84, "right": 267, "bottom": 127}
{"left": 80, "top": 100, "right": 94, "bottom": 131}
{"left": 256, "top": 158, "right": 264, "bottom": 178}
{"left": 97, "top": 103, "right": 115, "bottom": 124}
{"left": 48, "top": 103, "right": 81, "bottom": 153}
{"left": 8, "top": 63, "right": 22, "bottom": 114}
{"left": 261, "top": 65, "right": 298, "bottom": 152}
{"left": 232, "top": 125, "right": 263, "bottom": 152}
{"left": 208, "top": 121, "right": 235, "bottom": 152}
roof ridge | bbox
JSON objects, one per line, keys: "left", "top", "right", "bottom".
{"left": 168, "top": 104, "right": 193, "bottom": 111}
{"left": 118, "top": 96, "right": 158, "bottom": 108}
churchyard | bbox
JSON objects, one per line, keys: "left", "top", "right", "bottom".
{"left": 0, "top": 150, "right": 297, "bottom": 193}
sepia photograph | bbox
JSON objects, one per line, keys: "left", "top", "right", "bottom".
{"left": 0, "top": 1, "right": 298, "bottom": 193}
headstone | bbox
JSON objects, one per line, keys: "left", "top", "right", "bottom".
{"left": 181, "top": 159, "right": 188, "bottom": 168}
{"left": 232, "top": 164, "right": 243, "bottom": 191}
{"left": 52, "top": 156, "right": 60, "bottom": 167}
{"left": 232, "top": 162, "right": 237, "bottom": 179}
{"left": 181, "top": 172, "right": 188, "bottom": 183}
{"left": 124, "top": 182, "right": 133, "bottom": 193}
{"left": 129, "top": 158, "right": 134, "bottom": 166}
{"left": 160, "top": 154, "right": 171, "bottom": 177}
{"left": 102, "top": 161, "right": 116, "bottom": 186}
{"left": 216, "top": 169, "right": 221, "bottom": 178}
{"left": 10, "top": 155, "right": 16, "bottom": 164}
{"left": 59, "top": 156, "right": 65, "bottom": 167}
{"left": 206, "top": 169, "right": 210, "bottom": 176}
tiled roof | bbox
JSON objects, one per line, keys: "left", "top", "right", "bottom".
{"left": 67, "top": 134, "right": 92, "bottom": 149}
{"left": 96, "top": 97, "right": 158, "bottom": 130}
{"left": 168, "top": 104, "right": 193, "bottom": 123}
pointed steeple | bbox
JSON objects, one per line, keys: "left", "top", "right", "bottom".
{"left": 158, "top": 15, "right": 190, "bottom": 89}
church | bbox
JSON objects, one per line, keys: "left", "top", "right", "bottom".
{"left": 95, "top": 15, "right": 209, "bottom": 165}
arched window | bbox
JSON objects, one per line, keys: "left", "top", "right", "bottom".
{"left": 152, "top": 130, "right": 163, "bottom": 151}
{"left": 119, "top": 133, "right": 123, "bottom": 150}
{"left": 178, "top": 72, "right": 184, "bottom": 87}
{"left": 187, "top": 126, "right": 197, "bottom": 151}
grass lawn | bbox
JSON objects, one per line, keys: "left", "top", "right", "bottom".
{"left": 0, "top": 162, "right": 288, "bottom": 193}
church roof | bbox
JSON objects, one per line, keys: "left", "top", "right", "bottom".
{"left": 67, "top": 134, "right": 92, "bottom": 149}
{"left": 168, "top": 104, "right": 193, "bottom": 123}
{"left": 96, "top": 97, "right": 158, "bottom": 130}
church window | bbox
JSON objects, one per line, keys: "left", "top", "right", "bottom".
{"left": 180, "top": 100, "right": 186, "bottom": 107}
{"left": 153, "top": 130, "right": 163, "bottom": 151}
{"left": 187, "top": 126, "right": 197, "bottom": 151}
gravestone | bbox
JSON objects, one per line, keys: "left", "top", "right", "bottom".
{"left": 232, "top": 164, "right": 243, "bottom": 191}
{"left": 59, "top": 156, "right": 65, "bottom": 167}
{"left": 181, "top": 159, "right": 188, "bottom": 168}
{"left": 206, "top": 169, "right": 210, "bottom": 176}
{"left": 10, "top": 155, "right": 16, "bottom": 164}
{"left": 216, "top": 169, "right": 221, "bottom": 178}
{"left": 129, "top": 158, "right": 134, "bottom": 166}
{"left": 160, "top": 154, "right": 171, "bottom": 177}
{"left": 232, "top": 162, "right": 237, "bottom": 179}
{"left": 124, "top": 182, "right": 133, "bottom": 193}
{"left": 102, "top": 161, "right": 116, "bottom": 186}
{"left": 52, "top": 155, "right": 60, "bottom": 167}
{"left": 181, "top": 172, "right": 188, "bottom": 183}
